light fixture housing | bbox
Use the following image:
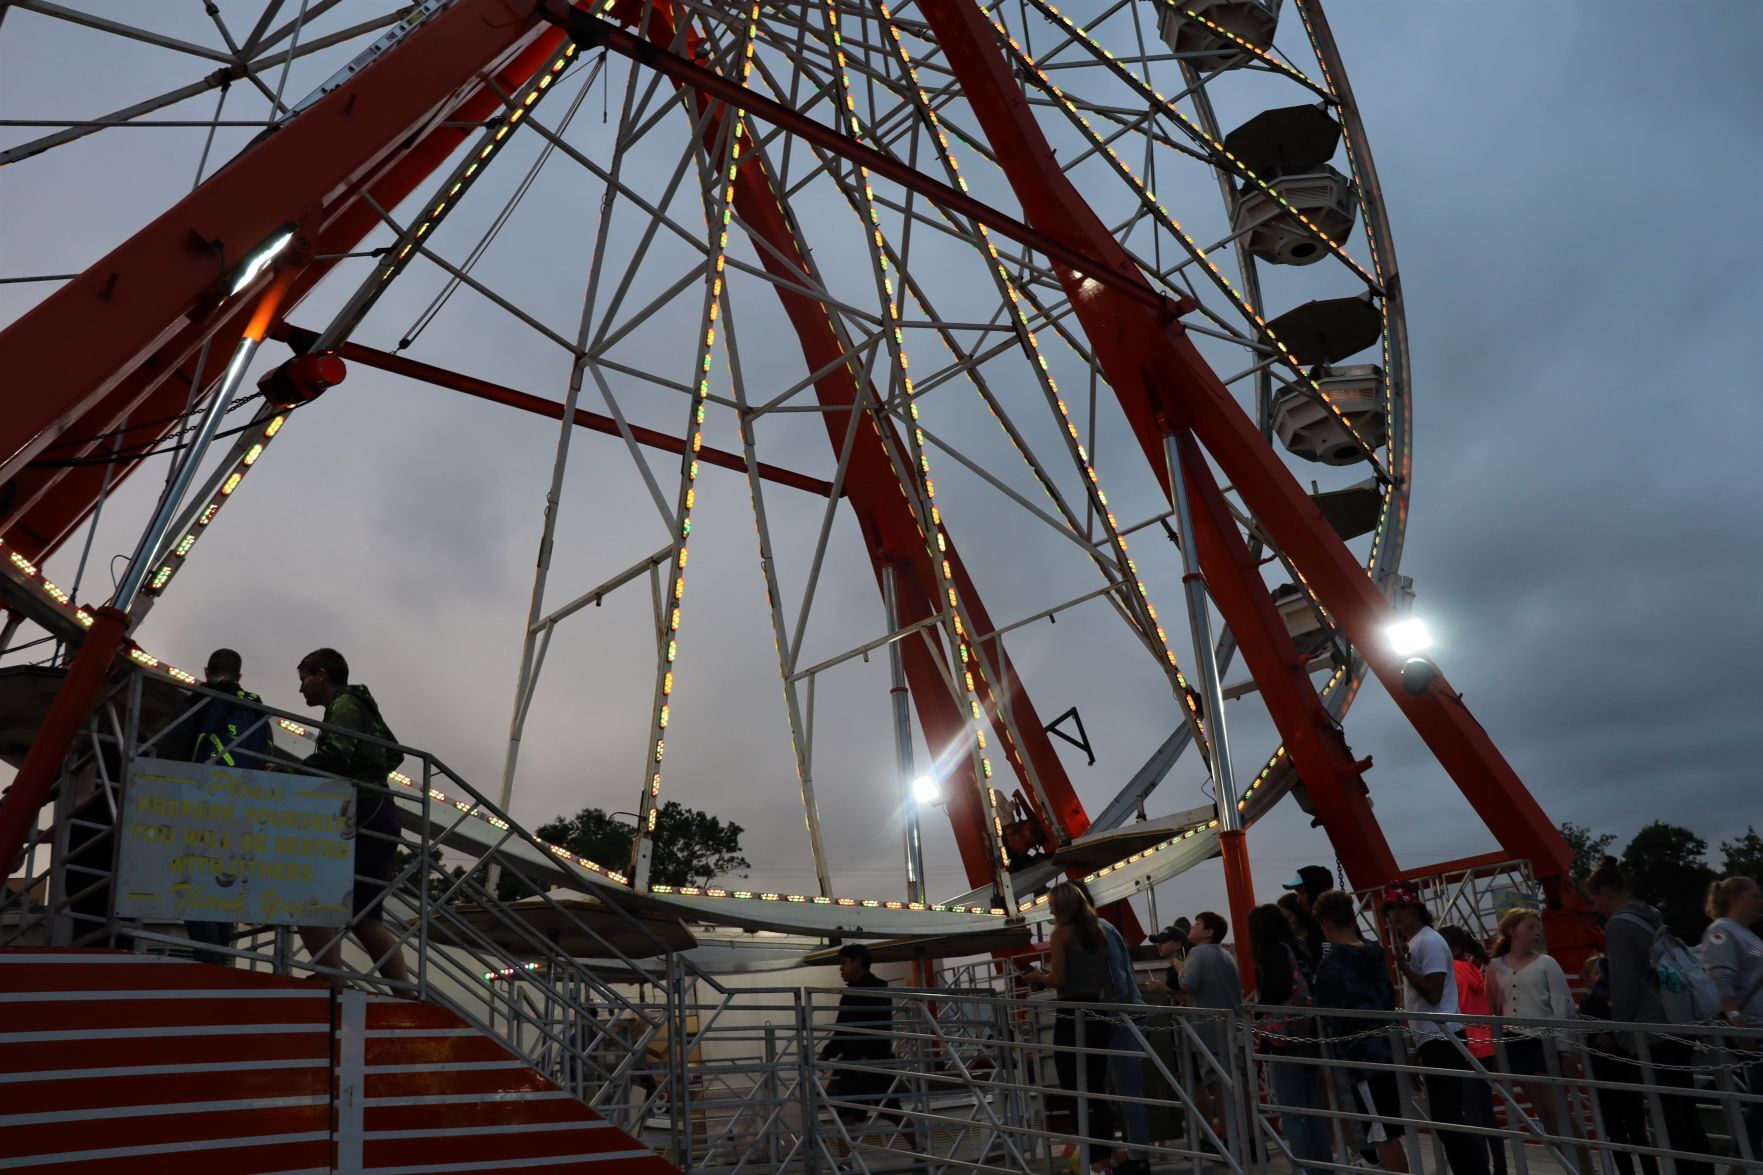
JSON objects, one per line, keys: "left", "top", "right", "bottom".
{"left": 1400, "top": 656, "right": 1440, "bottom": 695}
{"left": 229, "top": 227, "right": 296, "bottom": 295}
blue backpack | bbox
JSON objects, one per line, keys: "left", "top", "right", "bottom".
{"left": 194, "top": 688, "right": 273, "bottom": 768}
{"left": 1611, "top": 911, "right": 1723, "bottom": 1024}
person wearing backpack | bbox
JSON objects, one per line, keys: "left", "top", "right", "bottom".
{"left": 160, "top": 647, "right": 275, "bottom": 966}
{"left": 1701, "top": 875, "right": 1763, "bottom": 1161}
{"left": 293, "top": 647, "right": 411, "bottom": 987}
{"left": 1586, "top": 856, "right": 1713, "bottom": 1174}
{"left": 1249, "top": 904, "right": 1330, "bottom": 1175}
{"left": 1577, "top": 954, "right": 1659, "bottom": 1175}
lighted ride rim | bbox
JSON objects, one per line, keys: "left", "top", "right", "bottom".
{"left": 0, "top": 0, "right": 1411, "bottom": 935}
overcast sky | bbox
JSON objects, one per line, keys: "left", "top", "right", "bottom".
{"left": 3, "top": 0, "right": 1759, "bottom": 930}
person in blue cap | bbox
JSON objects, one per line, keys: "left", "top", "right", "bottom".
{"left": 1281, "top": 864, "right": 1335, "bottom": 914}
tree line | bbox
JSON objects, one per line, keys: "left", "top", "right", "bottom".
{"left": 1559, "top": 820, "right": 1761, "bottom": 940}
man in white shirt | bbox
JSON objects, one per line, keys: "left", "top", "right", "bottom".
{"left": 1383, "top": 883, "right": 1488, "bottom": 1175}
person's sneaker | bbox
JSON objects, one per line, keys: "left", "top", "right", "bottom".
{"left": 1350, "top": 1155, "right": 1382, "bottom": 1169}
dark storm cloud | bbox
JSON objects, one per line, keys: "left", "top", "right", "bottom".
{"left": 1323, "top": 0, "right": 1763, "bottom": 865}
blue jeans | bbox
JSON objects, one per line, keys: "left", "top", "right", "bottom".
{"left": 1110, "top": 1018, "right": 1151, "bottom": 1160}
{"left": 1270, "top": 1055, "right": 1332, "bottom": 1174}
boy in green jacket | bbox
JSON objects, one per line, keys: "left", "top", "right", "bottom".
{"left": 295, "top": 647, "right": 411, "bottom": 986}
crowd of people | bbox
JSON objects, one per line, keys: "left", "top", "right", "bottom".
{"left": 822, "top": 865, "right": 1763, "bottom": 1175}
{"left": 152, "top": 657, "right": 1763, "bottom": 1171}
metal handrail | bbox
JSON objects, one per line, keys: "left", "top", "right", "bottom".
{"left": 5, "top": 667, "right": 1759, "bottom": 1171}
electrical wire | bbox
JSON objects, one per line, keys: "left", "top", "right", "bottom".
{"left": 396, "top": 55, "right": 600, "bottom": 350}
{"left": 25, "top": 398, "right": 280, "bottom": 469}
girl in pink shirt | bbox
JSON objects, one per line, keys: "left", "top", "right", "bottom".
{"left": 1442, "top": 926, "right": 1507, "bottom": 1175}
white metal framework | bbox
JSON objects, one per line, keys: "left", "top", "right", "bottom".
{"left": 0, "top": 0, "right": 1412, "bottom": 927}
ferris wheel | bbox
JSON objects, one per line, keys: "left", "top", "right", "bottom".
{"left": 0, "top": 0, "right": 1572, "bottom": 941}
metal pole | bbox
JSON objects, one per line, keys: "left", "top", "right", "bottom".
{"left": 495, "top": 44, "right": 649, "bottom": 824}
{"left": 115, "top": 272, "right": 292, "bottom": 613}
{"left": 883, "top": 565, "right": 927, "bottom": 905}
{"left": 1165, "top": 432, "right": 1240, "bottom": 826}
{"left": 1165, "top": 431, "right": 1256, "bottom": 990}
{"left": 0, "top": 269, "right": 293, "bottom": 916}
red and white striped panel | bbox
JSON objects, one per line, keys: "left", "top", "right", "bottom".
{"left": 340, "top": 993, "right": 677, "bottom": 1173}
{"left": 0, "top": 948, "right": 333, "bottom": 1173}
{"left": 0, "top": 949, "right": 676, "bottom": 1174}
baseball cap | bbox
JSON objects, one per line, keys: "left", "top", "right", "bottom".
{"left": 1282, "top": 865, "right": 1334, "bottom": 893}
{"left": 1380, "top": 882, "right": 1425, "bottom": 910}
{"left": 1147, "top": 923, "right": 1189, "bottom": 946}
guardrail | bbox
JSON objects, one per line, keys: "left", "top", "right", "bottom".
{"left": 0, "top": 665, "right": 779, "bottom": 1159}
{"left": 4, "top": 665, "right": 1758, "bottom": 1172}
{"left": 779, "top": 988, "right": 1760, "bottom": 1175}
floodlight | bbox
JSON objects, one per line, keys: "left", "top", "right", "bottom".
{"left": 1386, "top": 617, "right": 1433, "bottom": 657}
{"left": 911, "top": 775, "right": 942, "bottom": 805}
{"left": 230, "top": 229, "right": 296, "bottom": 295}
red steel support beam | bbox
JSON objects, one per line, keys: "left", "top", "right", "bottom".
{"left": 0, "top": 0, "right": 545, "bottom": 483}
{"left": 271, "top": 324, "right": 836, "bottom": 498}
{"left": 0, "top": 607, "right": 126, "bottom": 877}
{"left": 3, "top": 18, "right": 574, "bottom": 564}
{"left": 915, "top": 0, "right": 1571, "bottom": 882}
{"left": 1219, "top": 828, "right": 1258, "bottom": 994}
{"left": 1176, "top": 430, "right": 1398, "bottom": 887}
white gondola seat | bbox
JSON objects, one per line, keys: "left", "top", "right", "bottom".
{"left": 1156, "top": 0, "right": 1282, "bottom": 74}
{"left": 1273, "top": 364, "right": 1386, "bottom": 465}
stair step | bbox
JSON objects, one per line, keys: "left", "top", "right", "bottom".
{"left": 0, "top": 947, "right": 678, "bottom": 1173}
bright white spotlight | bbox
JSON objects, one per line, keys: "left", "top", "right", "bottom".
{"left": 1386, "top": 618, "right": 1433, "bottom": 657}
{"left": 911, "top": 775, "right": 942, "bottom": 805}
{"left": 230, "top": 229, "right": 295, "bottom": 295}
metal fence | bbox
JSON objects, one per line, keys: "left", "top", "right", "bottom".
{"left": 0, "top": 666, "right": 787, "bottom": 1160}
{"left": 777, "top": 989, "right": 1761, "bottom": 1175}
{"left": 3, "top": 666, "right": 1759, "bottom": 1172}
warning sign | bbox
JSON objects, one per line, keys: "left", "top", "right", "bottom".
{"left": 116, "top": 758, "right": 355, "bottom": 927}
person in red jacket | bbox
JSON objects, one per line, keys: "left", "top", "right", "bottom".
{"left": 1441, "top": 925, "right": 1506, "bottom": 1175}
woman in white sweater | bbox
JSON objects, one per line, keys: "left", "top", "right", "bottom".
{"left": 1701, "top": 876, "right": 1763, "bottom": 1161}
{"left": 1485, "top": 909, "right": 1584, "bottom": 1166}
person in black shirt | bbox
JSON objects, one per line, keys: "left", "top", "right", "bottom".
{"left": 1282, "top": 865, "right": 1335, "bottom": 915}
{"left": 1312, "top": 889, "right": 1409, "bottom": 1172}
{"left": 160, "top": 648, "right": 272, "bottom": 966}
{"left": 1577, "top": 954, "right": 1658, "bottom": 1175}
{"left": 1278, "top": 891, "right": 1327, "bottom": 971}
{"left": 159, "top": 648, "right": 272, "bottom": 769}
{"left": 821, "top": 943, "right": 901, "bottom": 1130}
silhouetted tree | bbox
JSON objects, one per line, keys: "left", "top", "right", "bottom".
{"left": 1559, "top": 821, "right": 1617, "bottom": 882}
{"left": 533, "top": 802, "right": 750, "bottom": 889}
{"left": 1719, "top": 826, "right": 1763, "bottom": 882}
{"left": 1621, "top": 821, "right": 1715, "bottom": 940}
